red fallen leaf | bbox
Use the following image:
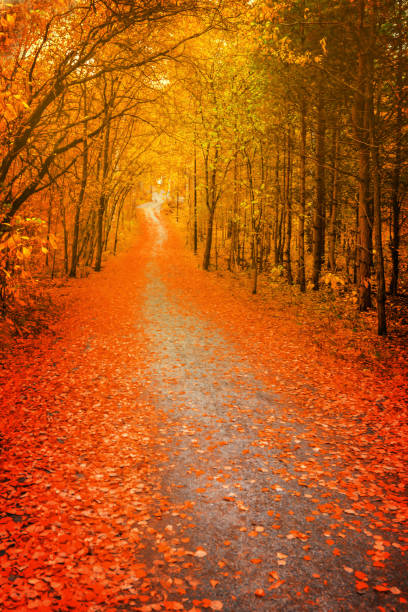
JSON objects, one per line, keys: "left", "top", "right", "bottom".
{"left": 254, "top": 589, "right": 265, "bottom": 597}
{"left": 223, "top": 541, "right": 231, "bottom": 546}
{"left": 356, "top": 581, "right": 369, "bottom": 590}
{"left": 373, "top": 585, "right": 389, "bottom": 592}
{"left": 269, "top": 580, "right": 285, "bottom": 590}
{"left": 355, "top": 571, "right": 368, "bottom": 581}
{"left": 332, "top": 548, "right": 341, "bottom": 556}
{"left": 163, "top": 602, "right": 184, "bottom": 611}
{"left": 210, "top": 580, "right": 219, "bottom": 588}
{"left": 133, "top": 568, "right": 147, "bottom": 579}
{"left": 250, "top": 558, "right": 262, "bottom": 564}
{"left": 193, "top": 600, "right": 212, "bottom": 608}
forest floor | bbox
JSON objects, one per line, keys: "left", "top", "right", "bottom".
{"left": 1, "top": 202, "right": 408, "bottom": 611}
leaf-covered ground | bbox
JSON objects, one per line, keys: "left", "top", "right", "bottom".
{"left": 1, "top": 205, "right": 407, "bottom": 611}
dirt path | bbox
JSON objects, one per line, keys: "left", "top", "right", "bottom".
{"left": 1, "top": 201, "right": 407, "bottom": 611}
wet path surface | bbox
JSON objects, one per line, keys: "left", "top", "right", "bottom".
{"left": 136, "top": 205, "right": 408, "bottom": 611}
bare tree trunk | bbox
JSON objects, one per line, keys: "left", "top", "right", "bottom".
{"left": 59, "top": 192, "right": 69, "bottom": 275}
{"left": 370, "top": 113, "right": 386, "bottom": 335}
{"left": 193, "top": 139, "right": 198, "bottom": 254}
{"left": 389, "top": 0, "right": 403, "bottom": 296}
{"left": 369, "top": 2, "right": 386, "bottom": 334}
{"left": 273, "top": 149, "right": 281, "bottom": 265}
{"left": 69, "top": 103, "right": 88, "bottom": 277}
{"left": 252, "top": 239, "right": 258, "bottom": 294}
{"left": 328, "top": 126, "right": 339, "bottom": 271}
{"left": 113, "top": 203, "right": 123, "bottom": 256}
{"left": 45, "top": 195, "right": 53, "bottom": 270}
{"left": 94, "top": 119, "right": 111, "bottom": 272}
{"left": 312, "top": 86, "right": 326, "bottom": 290}
{"left": 228, "top": 150, "right": 239, "bottom": 271}
{"left": 284, "top": 130, "right": 293, "bottom": 284}
{"left": 297, "top": 98, "right": 307, "bottom": 291}
{"left": 203, "top": 207, "right": 215, "bottom": 271}
{"left": 355, "top": 0, "right": 372, "bottom": 310}
{"left": 202, "top": 144, "right": 219, "bottom": 271}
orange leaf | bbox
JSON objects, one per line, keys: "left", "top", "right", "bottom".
{"left": 193, "top": 600, "right": 212, "bottom": 608}
{"left": 356, "top": 581, "right": 369, "bottom": 590}
{"left": 163, "top": 602, "right": 184, "bottom": 611}
{"left": 390, "top": 587, "right": 401, "bottom": 595}
{"left": 373, "top": 585, "right": 389, "bottom": 592}
{"left": 269, "top": 580, "right": 285, "bottom": 590}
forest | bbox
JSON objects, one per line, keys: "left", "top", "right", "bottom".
{"left": 0, "top": 0, "right": 407, "bottom": 338}
{"left": 1, "top": 1, "right": 408, "bottom": 611}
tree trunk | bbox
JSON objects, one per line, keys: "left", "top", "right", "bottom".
{"left": 370, "top": 112, "right": 386, "bottom": 335}
{"left": 58, "top": 191, "right": 69, "bottom": 275}
{"left": 327, "top": 127, "right": 339, "bottom": 271}
{"left": 368, "top": 2, "right": 386, "bottom": 334}
{"left": 69, "top": 131, "right": 88, "bottom": 277}
{"left": 228, "top": 151, "right": 239, "bottom": 271}
{"left": 389, "top": 0, "right": 403, "bottom": 296}
{"left": 94, "top": 117, "right": 111, "bottom": 272}
{"left": 355, "top": 0, "right": 372, "bottom": 310}
{"left": 113, "top": 203, "right": 123, "bottom": 256}
{"left": 203, "top": 206, "right": 215, "bottom": 271}
{"left": 297, "top": 98, "right": 306, "bottom": 291}
{"left": 193, "top": 141, "right": 198, "bottom": 254}
{"left": 312, "top": 87, "right": 326, "bottom": 290}
{"left": 284, "top": 130, "right": 293, "bottom": 284}
{"left": 45, "top": 195, "right": 53, "bottom": 269}
{"left": 252, "top": 238, "right": 258, "bottom": 294}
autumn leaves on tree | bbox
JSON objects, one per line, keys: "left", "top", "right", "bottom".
{"left": 162, "top": 0, "right": 407, "bottom": 337}
{"left": 0, "top": 0, "right": 407, "bottom": 337}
